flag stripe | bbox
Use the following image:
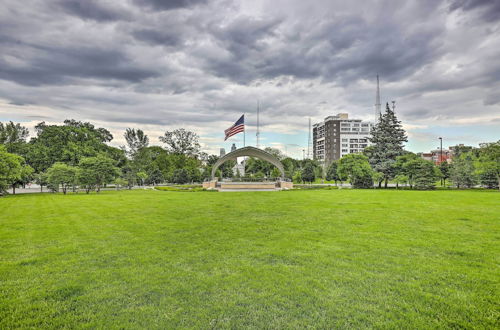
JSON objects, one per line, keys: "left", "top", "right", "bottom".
{"left": 224, "top": 115, "right": 245, "bottom": 141}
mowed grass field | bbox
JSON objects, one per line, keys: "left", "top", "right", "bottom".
{"left": 0, "top": 190, "right": 498, "bottom": 328}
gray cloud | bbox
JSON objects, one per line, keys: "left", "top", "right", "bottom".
{"left": 449, "top": 0, "right": 500, "bottom": 22}
{"left": 133, "top": 0, "right": 208, "bottom": 11}
{"left": 0, "top": 0, "right": 498, "bottom": 154}
{"left": 57, "top": 0, "right": 130, "bottom": 21}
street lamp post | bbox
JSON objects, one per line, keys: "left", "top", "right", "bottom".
{"left": 439, "top": 137, "right": 443, "bottom": 186}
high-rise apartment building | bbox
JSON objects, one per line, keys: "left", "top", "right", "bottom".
{"left": 313, "top": 113, "right": 373, "bottom": 165}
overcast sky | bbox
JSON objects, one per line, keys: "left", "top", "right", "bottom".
{"left": 1, "top": 0, "right": 499, "bottom": 157}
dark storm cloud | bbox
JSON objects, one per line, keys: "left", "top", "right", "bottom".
{"left": 132, "top": 28, "right": 182, "bottom": 46}
{"left": 132, "top": 0, "right": 208, "bottom": 11}
{"left": 449, "top": 0, "right": 500, "bottom": 22}
{"left": 0, "top": 43, "right": 158, "bottom": 86}
{"left": 57, "top": 0, "right": 129, "bottom": 21}
{"left": 202, "top": 12, "right": 444, "bottom": 85}
{"left": 0, "top": 0, "right": 499, "bottom": 153}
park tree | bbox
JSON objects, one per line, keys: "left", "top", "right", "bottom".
{"left": 27, "top": 120, "right": 116, "bottom": 172}
{"left": 282, "top": 157, "right": 299, "bottom": 179}
{"left": 122, "top": 164, "right": 137, "bottom": 189}
{"left": 301, "top": 162, "right": 316, "bottom": 184}
{"left": 34, "top": 172, "right": 49, "bottom": 192}
{"left": 326, "top": 161, "right": 340, "bottom": 185}
{"left": 450, "top": 152, "right": 477, "bottom": 188}
{"left": 439, "top": 161, "right": 451, "bottom": 187}
{"left": 337, "top": 154, "right": 374, "bottom": 188}
{"left": 46, "top": 163, "right": 79, "bottom": 194}
{"left": 0, "top": 146, "right": 24, "bottom": 195}
{"left": 11, "top": 162, "right": 34, "bottom": 194}
{"left": 78, "top": 155, "right": 119, "bottom": 193}
{"left": 292, "top": 171, "right": 302, "bottom": 184}
{"left": 271, "top": 167, "right": 281, "bottom": 179}
{"left": 124, "top": 128, "right": 149, "bottom": 157}
{"left": 160, "top": 128, "right": 201, "bottom": 156}
{"left": 0, "top": 121, "right": 29, "bottom": 155}
{"left": 368, "top": 103, "right": 408, "bottom": 188}
{"left": 172, "top": 168, "right": 189, "bottom": 184}
{"left": 136, "top": 171, "right": 148, "bottom": 186}
{"left": 412, "top": 158, "right": 439, "bottom": 190}
{"left": 394, "top": 153, "right": 419, "bottom": 189}
{"left": 113, "top": 178, "right": 127, "bottom": 190}
{"left": 395, "top": 153, "right": 438, "bottom": 190}
{"left": 475, "top": 141, "right": 500, "bottom": 190}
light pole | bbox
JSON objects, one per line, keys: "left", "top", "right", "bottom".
{"left": 439, "top": 137, "right": 443, "bottom": 186}
{"left": 439, "top": 137, "right": 443, "bottom": 164}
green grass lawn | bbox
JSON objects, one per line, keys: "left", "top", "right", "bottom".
{"left": 1, "top": 190, "right": 498, "bottom": 328}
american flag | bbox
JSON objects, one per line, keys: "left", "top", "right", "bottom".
{"left": 224, "top": 115, "right": 245, "bottom": 141}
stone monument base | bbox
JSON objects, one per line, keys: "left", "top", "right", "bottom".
{"left": 203, "top": 180, "right": 293, "bottom": 191}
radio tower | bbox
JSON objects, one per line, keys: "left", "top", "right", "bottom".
{"left": 375, "top": 74, "right": 381, "bottom": 122}
{"left": 256, "top": 100, "right": 260, "bottom": 149}
{"left": 307, "top": 117, "right": 312, "bottom": 159}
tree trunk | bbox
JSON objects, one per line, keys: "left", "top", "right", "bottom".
{"left": 396, "top": 182, "right": 399, "bottom": 189}
{"left": 40, "top": 185, "right": 43, "bottom": 193}
{"left": 12, "top": 185, "right": 15, "bottom": 195}
{"left": 378, "top": 180, "right": 382, "bottom": 188}
{"left": 384, "top": 178, "right": 388, "bottom": 188}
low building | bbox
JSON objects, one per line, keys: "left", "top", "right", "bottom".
{"left": 313, "top": 113, "right": 373, "bottom": 165}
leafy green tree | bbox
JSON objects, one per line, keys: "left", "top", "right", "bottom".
{"left": 450, "top": 153, "right": 477, "bottom": 188}
{"left": 172, "top": 168, "right": 189, "bottom": 184}
{"left": 302, "top": 162, "right": 316, "bottom": 184}
{"left": 160, "top": 128, "right": 201, "bottom": 156}
{"left": 412, "top": 159, "right": 439, "bottom": 190}
{"left": 27, "top": 120, "right": 115, "bottom": 172}
{"left": 122, "top": 164, "right": 137, "bottom": 189}
{"left": 395, "top": 153, "right": 419, "bottom": 189}
{"left": 0, "top": 146, "right": 23, "bottom": 195}
{"left": 136, "top": 171, "right": 148, "bottom": 186}
{"left": 368, "top": 103, "right": 408, "bottom": 188}
{"left": 78, "top": 155, "right": 119, "bottom": 193}
{"left": 124, "top": 128, "right": 149, "bottom": 157}
{"left": 0, "top": 121, "right": 29, "bottom": 155}
{"left": 114, "top": 178, "right": 127, "bottom": 190}
{"left": 292, "top": 171, "right": 302, "bottom": 183}
{"left": 439, "top": 161, "right": 450, "bottom": 186}
{"left": 337, "top": 154, "right": 373, "bottom": 188}
{"left": 34, "top": 172, "right": 48, "bottom": 192}
{"left": 46, "top": 163, "right": 78, "bottom": 194}
{"left": 271, "top": 167, "right": 281, "bottom": 179}
{"left": 11, "top": 163, "right": 34, "bottom": 194}
{"left": 254, "top": 171, "right": 265, "bottom": 180}
{"left": 475, "top": 141, "right": 500, "bottom": 190}
{"left": 326, "top": 161, "right": 340, "bottom": 184}
{"left": 394, "top": 174, "right": 408, "bottom": 189}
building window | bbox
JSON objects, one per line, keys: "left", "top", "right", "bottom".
{"left": 350, "top": 139, "right": 358, "bottom": 143}
{"left": 342, "top": 149, "right": 348, "bottom": 153}
{"left": 342, "top": 139, "right": 348, "bottom": 142}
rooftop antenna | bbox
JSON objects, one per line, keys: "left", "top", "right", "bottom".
{"left": 256, "top": 100, "right": 260, "bottom": 149}
{"left": 375, "top": 74, "right": 381, "bottom": 122}
{"left": 392, "top": 100, "right": 396, "bottom": 112}
{"left": 307, "top": 117, "right": 312, "bottom": 159}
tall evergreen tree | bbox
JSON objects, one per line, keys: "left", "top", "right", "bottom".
{"left": 368, "top": 103, "right": 408, "bottom": 188}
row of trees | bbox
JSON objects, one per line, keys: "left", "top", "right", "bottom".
{"left": 1, "top": 108, "right": 499, "bottom": 194}
{"left": 0, "top": 120, "right": 211, "bottom": 195}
